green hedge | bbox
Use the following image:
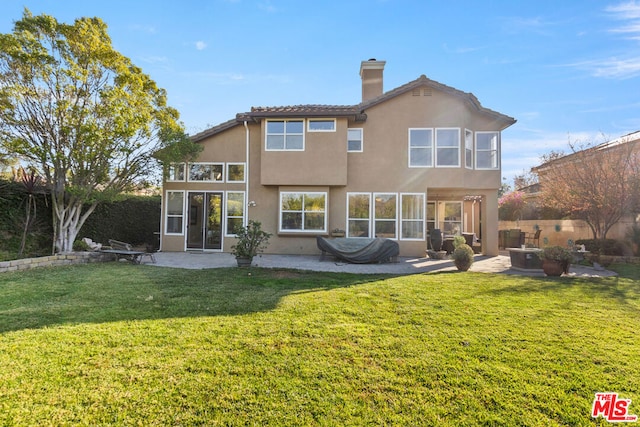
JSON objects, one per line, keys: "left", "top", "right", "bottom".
{"left": 575, "top": 239, "right": 626, "bottom": 256}
{"left": 0, "top": 178, "right": 160, "bottom": 255}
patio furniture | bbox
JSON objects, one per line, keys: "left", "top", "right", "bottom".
{"left": 525, "top": 229, "right": 542, "bottom": 248}
{"left": 100, "top": 239, "right": 156, "bottom": 264}
{"left": 316, "top": 236, "right": 399, "bottom": 264}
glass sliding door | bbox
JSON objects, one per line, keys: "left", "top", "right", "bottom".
{"left": 187, "top": 192, "right": 223, "bottom": 250}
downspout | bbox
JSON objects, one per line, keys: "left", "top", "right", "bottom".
{"left": 244, "top": 120, "right": 250, "bottom": 226}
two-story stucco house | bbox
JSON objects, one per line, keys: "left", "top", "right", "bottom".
{"left": 160, "top": 59, "right": 516, "bottom": 257}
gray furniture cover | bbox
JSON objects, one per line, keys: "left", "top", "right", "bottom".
{"left": 316, "top": 236, "right": 399, "bottom": 264}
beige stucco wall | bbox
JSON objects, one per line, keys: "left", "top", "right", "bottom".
{"left": 161, "top": 83, "right": 509, "bottom": 257}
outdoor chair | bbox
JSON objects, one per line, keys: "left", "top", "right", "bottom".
{"left": 525, "top": 229, "right": 542, "bottom": 248}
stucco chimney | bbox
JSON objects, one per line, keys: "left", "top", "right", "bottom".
{"left": 360, "top": 59, "right": 386, "bottom": 102}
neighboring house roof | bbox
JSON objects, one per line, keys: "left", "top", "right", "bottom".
{"left": 532, "top": 130, "right": 640, "bottom": 173}
{"left": 191, "top": 74, "right": 516, "bottom": 143}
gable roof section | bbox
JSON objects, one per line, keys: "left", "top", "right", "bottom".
{"left": 191, "top": 74, "right": 515, "bottom": 142}
{"left": 358, "top": 75, "right": 516, "bottom": 128}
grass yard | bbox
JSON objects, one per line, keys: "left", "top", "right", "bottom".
{"left": 0, "top": 263, "right": 638, "bottom": 426}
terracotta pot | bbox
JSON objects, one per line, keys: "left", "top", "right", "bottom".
{"left": 542, "top": 259, "right": 564, "bottom": 276}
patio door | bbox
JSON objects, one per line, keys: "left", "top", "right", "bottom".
{"left": 187, "top": 192, "right": 223, "bottom": 250}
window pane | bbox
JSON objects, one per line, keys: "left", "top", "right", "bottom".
{"left": 227, "top": 164, "right": 245, "bottom": 182}
{"left": 305, "top": 213, "right": 325, "bottom": 230}
{"left": 227, "top": 193, "right": 244, "bottom": 216}
{"left": 226, "top": 217, "right": 243, "bottom": 235}
{"left": 348, "top": 194, "right": 370, "bottom": 218}
{"left": 402, "top": 221, "right": 424, "bottom": 239}
{"left": 309, "top": 120, "right": 335, "bottom": 131}
{"left": 437, "top": 148, "right": 458, "bottom": 166}
{"left": 375, "top": 194, "right": 396, "bottom": 219}
{"left": 349, "top": 220, "right": 370, "bottom": 237}
{"left": 304, "top": 194, "right": 325, "bottom": 211}
{"left": 348, "top": 128, "right": 362, "bottom": 152}
{"left": 348, "top": 140, "right": 362, "bottom": 151}
{"left": 281, "top": 193, "right": 303, "bottom": 210}
{"left": 477, "top": 151, "right": 497, "bottom": 168}
{"left": 375, "top": 221, "right": 396, "bottom": 238}
{"left": 286, "top": 120, "right": 304, "bottom": 133}
{"left": 437, "top": 129, "right": 459, "bottom": 147}
{"left": 282, "top": 212, "right": 302, "bottom": 230}
{"left": 267, "top": 135, "right": 284, "bottom": 150}
{"left": 410, "top": 129, "right": 432, "bottom": 147}
{"left": 477, "top": 133, "right": 497, "bottom": 150}
{"left": 167, "top": 192, "right": 183, "bottom": 215}
{"left": 401, "top": 195, "right": 423, "bottom": 219}
{"left": 286, "top": 135, "right": 303, "bottom": 150}
{"left": 267, "top": 121, "right": 284, "bottom": 133}
{"left": 410, "top": 147, "right": 431, "bottom": 166}
{"left": 166, "top": 217, "right": 183, "bottom": 234}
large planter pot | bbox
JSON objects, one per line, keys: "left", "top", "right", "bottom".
{"left": 235, "top": 256, "right": 253, "bottom": 267}
{"left": 542, "top": 259, "right": 565, "bottom": 276}
{"left": 430, "top": 229, "right": 443, "bottom": 251}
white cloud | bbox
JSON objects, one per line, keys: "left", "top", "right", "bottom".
{"left": 568, "top": 56, "right": 640, "bottom": 79}
{"left": 606, "top": 1, "right": 640, "bottom": 39}
{"left": 195, "top": 41, "right": 207, "bottom": 51}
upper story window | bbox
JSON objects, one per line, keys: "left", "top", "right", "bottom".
{"left": 409, "top": 128, "right": 433, "bottom": 167}
{"left": 347, "top": 128, "right": 363, "bottom": 152}
{"left": 476, "top": 132, "right": 500, "bottom": 169}
{"left": 465, "top": 129, "right": 473, "bottom": 169}
{"left": 308, "top": 119, "right": 336, "bottom": 132}
{"left": 266, "top": 120, "right": 304, "bottom": 150}
{"left": 436, "top": 128, "right": 460, "bottom": 167}
{"left": 167, "top": 163, "right": 186, "bottom": 181}
{"left": 188, "top": 163, "right": 223, "bottom": 182}
{"left": 226, "top": 163, "right": 246, "bottom": 183}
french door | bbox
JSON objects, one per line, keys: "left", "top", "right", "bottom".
{"left": 187, "top": 192, "right": 223, "bottom": 250}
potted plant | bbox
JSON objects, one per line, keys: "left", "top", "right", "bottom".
{"left": 231, "top": 220, "right": 272, "bottom": 267}
{"left": 452, "top": 241, "right": 474, "bottom": 271}
{"left": 537, "top": 245, "right": 573, "bottom": 276}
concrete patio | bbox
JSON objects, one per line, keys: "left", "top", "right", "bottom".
{"left": 147, "top": 251, "right": 617, "bottom": 278}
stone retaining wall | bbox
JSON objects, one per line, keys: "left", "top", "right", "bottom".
{"left": 0, "top": 252, "right": 109, "bottom": 273}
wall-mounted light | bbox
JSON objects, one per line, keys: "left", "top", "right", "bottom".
{"left": 248, "top": 201, "right": 257, "bottom": 207}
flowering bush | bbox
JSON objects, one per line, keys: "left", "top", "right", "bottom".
{"left": 499, "top": 191, "right": 525, "bottom": 221}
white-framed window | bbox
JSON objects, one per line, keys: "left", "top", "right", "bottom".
{"left": 308, "top": 119, "right": 336, "bottom": 132}
{"left": 436, "top": 128, "right": 460, "bottom": 167}
{"left": 476, "top": 131, "right": 500, "bottom": 169}
{"left": 167, "top": 163, "right": 185, "bottom": 181}
{"left": 226, "top": 163, "right": 246, "bottom": 183}
{"left": 409, "top": 128, "right": 433, "bottom": 167}
{"left": 280, "top": 192, "right": 327, "bottom": 232}
{"left": 347, "top": 193, "right": 371, "bottom": 237}
{"left": 374, "top": 193, "right": 397, "bottom": 239}
{"left": 165, "top": 190, "right": 184, "bottom": 235}
{"left": 266, "top": 120, "right": 304, "bottom": 150}
{"left": 465, "top": 129, "right": 473, "bottom": 169}
{"left": 426, "top": 202, "right": 436, "bottom": 235}
{"left": 442, "top": 201, "right": 462, "bottom": 236}
{"left": 347, "top": 128, "right": 363, "bottom": 152}
{"left": 401, "top": 193, "right": 425, "bottom": 240}
{"left": 225, "top": 191, "right": 245, "bottom": 235}
{"left": 188, "top": 162, "right": 224, "bottom": 182}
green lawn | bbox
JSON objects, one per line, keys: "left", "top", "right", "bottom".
{"left": 0, "top": 263, "right": 638, "bottom": 426}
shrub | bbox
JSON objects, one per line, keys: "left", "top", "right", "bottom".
{"left": 72, "top": 239, "right": 91, "bottom": 251}
{"left": 575, "top": 239, "right": 625, "bottom": 256}
{"left": 452, "top": 244, "right": 474, "bottom": 271}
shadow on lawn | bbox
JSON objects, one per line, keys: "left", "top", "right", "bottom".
{"left": 0, "top": 264, "right": 392, "bottom": 333}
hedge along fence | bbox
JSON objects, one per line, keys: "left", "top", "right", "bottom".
{"left": 0, "top": 178, "right": 161, "bottom": 256}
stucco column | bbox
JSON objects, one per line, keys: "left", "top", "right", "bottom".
{"left": 482, "top": 191, "right": 499, "bottom": 256}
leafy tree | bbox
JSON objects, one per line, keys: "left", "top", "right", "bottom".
{"left": 0, "top": 10, "right": 200, "bottom": 252}
{"left": 536, "top": 137, "right": 640, "bottom": 239}
{"left": 498, "top": 190, "right": 525, "bottom": 221}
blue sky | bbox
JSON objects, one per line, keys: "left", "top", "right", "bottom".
{"left": 2, "top": 0, "right": 639, "bottom": 184}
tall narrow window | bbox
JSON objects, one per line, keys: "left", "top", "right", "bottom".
{"left": 401, "top": 194, "right": 425, "bottom": 240}
{"left": 465, "top": 129, "right": 473, "bottom": 169}
{"left": 165, "top": 191, "right": 184, "bottom": 234}
{"left": 442, "top": 201, "right": 462, "bottom": 236}
{"left": 409, "top": 128, "right": 433, "bottom": 167}
{"left": 347, "top": 128, "right": 363, "bottom": 152}
{"left": 266, "top": 120, "right": 304, "bottom": 150}
{"left": 476, "top": 132, "right": 499, "bottom": 169}
{"left": 374, "top": 193, "right": 397, "bottom": 239}
{"left": 347, "top": 193, "right": 371, "bottom": 237}
{"left": 436, "top": 128, "right": 460, "bottom": 167}
{"left": 167, "top": 163, "right": 185, "bottom": 181}
{"left": 225, "top": 192, "right": 245, "bottom": 235}
{"left": 426, "top": 202, "right": 436, "bottom": 235}
{"left": 280, "top": 192, "right": 327, "bottom": 232}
